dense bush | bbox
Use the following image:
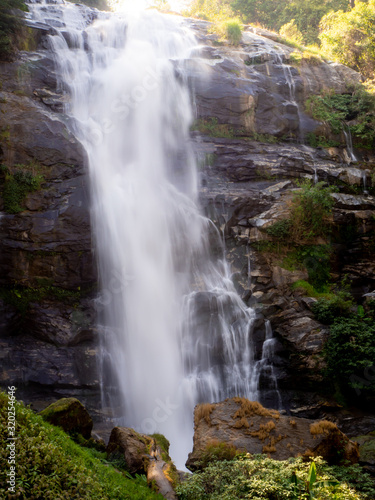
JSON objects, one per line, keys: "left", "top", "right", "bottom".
{"left": 177, "top": 454, "right": 374, "bottom": 499}
{"left": 279, "top": 19, "right": 304, "bottom": 45}
{"left": 306, "top": 87, "right": 375, "bottom": 149}
{"left": 0, "top": 392, "right": 163, "bottom": 499}
{"left": 324, "top": 314, "right": 375, "bottom": 401}
{"left": 312, "top": 291, "right": 354, "bottom": 324}
{"left": 319, "top": 0, "right": 375, "bottom": 79}
{"left": 288, "top": 180, "right": 335, "bottom": 243}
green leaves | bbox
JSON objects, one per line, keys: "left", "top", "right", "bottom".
{"left": 319, "top": 0, "right": 375, "bottom": 78}
{"left": 177, "top": 455, "right": 372, "bottom": 499}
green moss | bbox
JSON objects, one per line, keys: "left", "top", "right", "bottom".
{"left": 150, "top": 433, "right": 170, "bottom": 454}
{"left": 0, "top": 392, "right": 163, "bottom": 499}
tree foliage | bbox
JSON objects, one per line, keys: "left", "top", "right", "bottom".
{"left": 279, "top": 19, "right": 304, "bottom": 45}
{"left": 324, "top": 313, "right": 375, "bottom": 402}
{"left": 319, "top": 0, "right": 375, "bottom": 78}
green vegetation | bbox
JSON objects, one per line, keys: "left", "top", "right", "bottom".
{"left": 191, "top": 117, "right": 238, "bottom": 137}
{"left": 186, "top": 0, "right": 349, "bottom": 45}
{"left": 279, "top": 19, "right": 303, "bottom": 45}
{"left": 214, "top": 17, "right": 242, "bottom": 44}
{"left": 0, "top": 284, "right": 85, "bottom": 316}
{"left": 176, "top": 454, "right": 375, "bottom": 499}
{"left": 0, "top": 391, "right": 163, "bottom": 499}
{"left": 0, "top": 0, "right": 27, "bottom": 61}
{"left": 320, "top": 0, "right": 375, "bottom": 79}
{"left": 306, "top": 87, "right": 375, "bottom": 149}
{"left": 324, "top": 310, "right": 375, "bottom": 402}
{"left": 66, "top": 0, "right": 110, "bottom": 10}
{"left": 0, "top": 165, "right": 44, "bottom": 214}
{"left": 312, "top": 289, "right": 354, "bottom": 324}
{"left": 183, "top": 1, "right": 243, "bottom": 44}
{"left": 288, "top": 180, "right": 335, "bottom": 243}
{"left": 197, "top": 440, "right": 240, "bottom": 468}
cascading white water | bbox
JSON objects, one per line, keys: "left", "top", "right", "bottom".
{"left": 27, "top": 1, "right": 278, "bottom": 467}
{"left": 343, "top": 124, "right": 358, "bottom": 163}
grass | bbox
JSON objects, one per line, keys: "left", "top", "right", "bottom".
{"left": 0, "top": 391, "right": 164, "bottom": 499}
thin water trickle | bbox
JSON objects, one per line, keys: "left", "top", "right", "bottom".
{"left": 343, "top": 124, "right": 357, "bottom": 163}
{"left": 27, "top": 1, "right": 280, "bottom": 468}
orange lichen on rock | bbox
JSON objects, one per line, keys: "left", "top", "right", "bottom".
{"left": 310, "top": 420, "right": 338, "bottom": 436}
{"left": 250, "top": 420, "right": 276, "bottom": 441}
{"left": 194, "top": 403, "right": 214, "bottom": 427}
{"left": 232, "top": 417, "right": 250, "bottom": 429}
{"left": 232, "top": 398, "right": 280, "bottom": 420}
{"left": 262, "top": 435, "right": 283, "bottom": 454}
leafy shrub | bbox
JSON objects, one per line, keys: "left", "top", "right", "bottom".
{"left": 306, "top": 87, "right": 375, "bottom": 149}
{"left": 198, "top": 440, "right": 240, "bottom": 468}
{"left": 264, "top": 219, "right": 291, "bottom": 240}
{"left": 324, "top": 314, "right": 375, "bottom": 400}
{"left": 0, "top": 392, "right": 163, "bottom": 499}
{"left": 319, "top": 0, "right": 375, "bottom": 79}
{"left": 289, "top": 180, "right": 334, "bottom": 243}
{"left": 176, "top": 454, "right": 373, "bottom": 500}
{"left": 312, "top": 291, "right": 353, "bottom": 324}
{"left": 279, "top": 19, "right": 304, "bottom": 45}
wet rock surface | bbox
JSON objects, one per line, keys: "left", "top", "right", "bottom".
{"left": 0, "top": 27, "right": 98, "bottom": 409}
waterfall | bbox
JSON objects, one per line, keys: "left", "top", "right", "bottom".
{"left": 27, "top": 1, "right": 279, "bottom": 468}
{"left": 343, "top": 123, "right": 357, "bottom": 163}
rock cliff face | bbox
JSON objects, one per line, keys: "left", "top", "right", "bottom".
{"left": 0, "top": 12, "right": 374, "bottom": 425}
{"left": 0, "top": 27, "right": 99, "bottom": 413}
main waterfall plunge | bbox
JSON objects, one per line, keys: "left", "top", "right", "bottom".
{"left": 28, "top": 2, "right": 278, "bottom": 467}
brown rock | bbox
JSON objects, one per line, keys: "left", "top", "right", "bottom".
{"left": 186, "top": 398, "right": 359, "bottom": 471}
{"left": 39, "top": 397, "right": 93, "bottom": 439}
{"left": 107, "top": 427, "right": 152, "bottom": 475}
{"left": 107, "top": 427, "right": 177, "bottom": 498}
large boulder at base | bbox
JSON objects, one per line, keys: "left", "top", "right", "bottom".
{"left": 186, "top": 398, "right": 359, "bottom": 471}
{"left": 107, "top": 427, "right": 177, "bottom": 499}
{"left": 39, "top": 397, "right": 93, "bottom": 439}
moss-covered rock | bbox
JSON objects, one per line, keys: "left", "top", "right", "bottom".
{"left": 39, "top": 397, "right": 93, "bottom": 439}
